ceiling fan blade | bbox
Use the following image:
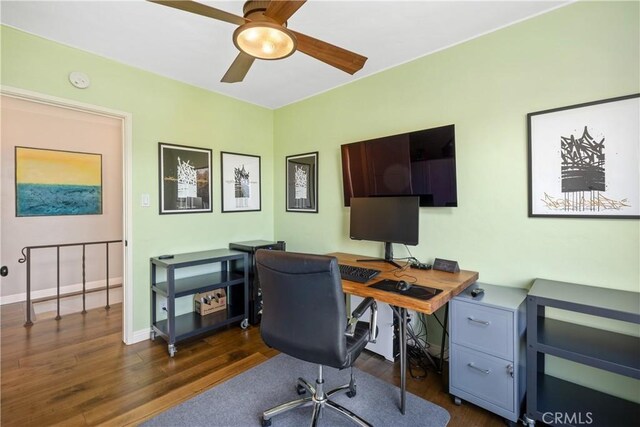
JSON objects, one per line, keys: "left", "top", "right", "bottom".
{"left": 264, "top": 0, "right": 307, "bottom": 25}
{"left": 148, "top": 1, "right": 248, "bottom": 26}
{"left": 291, "top": 30, "right": 367, "bottom": 75}
{"left": 221, "top": 52, "right": 256, "bottom": 83}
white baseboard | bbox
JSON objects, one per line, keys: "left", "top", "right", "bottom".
{"left": 0, "top": 277, "right": 123, "bottom": 305}
{"left": 130, "top": 327, "right": 152, "bottom": 344}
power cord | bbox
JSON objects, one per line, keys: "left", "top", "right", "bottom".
{"left": 388, "top": 245, "right": 420, "bottom": 283}
{"left": 431, "top": 312, "right": 449, "bottom": 362}
{"left": 406, "top": 313, "right": 437, "bottom": 379}
{"left": 392, "top": 246, "right": 445, "bottom": 375}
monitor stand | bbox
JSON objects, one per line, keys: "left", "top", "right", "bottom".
{"left": 357, "top": 242, "right": 402, "bottom": 269}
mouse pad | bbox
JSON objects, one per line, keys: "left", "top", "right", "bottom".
{"left": 369, "top": 279, "right": 443, "bottom": 300}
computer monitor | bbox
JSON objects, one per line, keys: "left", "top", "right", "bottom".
{"left": 349, "top": 196, "right": 419, "bottom": 267}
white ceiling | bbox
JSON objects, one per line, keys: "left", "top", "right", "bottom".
{"left": 1, "top": 0, "right": 570, "bottom": 109}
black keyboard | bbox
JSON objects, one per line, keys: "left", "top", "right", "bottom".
{"left": 338, "top": 264, "right": 381, "bottom": 283}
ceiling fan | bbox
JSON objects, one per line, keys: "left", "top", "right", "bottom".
{"left": 149, "top": 0, "right": 367, "bottom": 83}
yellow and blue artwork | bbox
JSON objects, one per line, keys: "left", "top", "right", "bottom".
{"left": 15, "top": 147, "right": 102, "bottom": 217}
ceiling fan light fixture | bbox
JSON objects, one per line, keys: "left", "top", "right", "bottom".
{"left": 233, "top": 21, "right": 297, "bottom": 60}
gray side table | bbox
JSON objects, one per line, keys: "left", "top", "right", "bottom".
{"left": 525, "top": 278, "right": 640, "bottom": 427}
{"left": 150, "top": 249, "right": 249, "bottom": 357}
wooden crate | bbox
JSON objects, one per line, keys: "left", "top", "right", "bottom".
{"left": 194, "top": 289, "right": 227, "bottom": 315}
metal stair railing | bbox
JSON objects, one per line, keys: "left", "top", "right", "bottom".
{"left": 19, "top": 239, "right": 123, "bottom": 326}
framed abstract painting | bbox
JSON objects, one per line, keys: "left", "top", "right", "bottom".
{"left": 528, "top": 94, "right": 639, "bottom": 218}
{"left": 15, "top": 147, "right": 102, "bottom": 217}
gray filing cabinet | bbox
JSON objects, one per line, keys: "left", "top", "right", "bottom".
{"left": 450, "top": 282, "right": 527, "bottom": 424}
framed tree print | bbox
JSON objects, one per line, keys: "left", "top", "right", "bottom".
{"left": 159, "top": 142, "right": 212, "bottom": 214}
{"left": 286, "top": 151, "right": 318, "bottom": 213}
{"left": 220, "top": 151, "right": 261, "bottom": 213}
{"left": 528, "top": 94, "right": 639, "bottom": 218}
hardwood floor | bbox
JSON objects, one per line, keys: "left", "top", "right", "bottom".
{"left": 1, "top": 303, "right": 504, "bottom": 426}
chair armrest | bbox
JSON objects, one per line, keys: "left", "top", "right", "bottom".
{"left": 345, "top": 297, "right": 378, "bottom": 343}
{"left": 352, "top": 297, "right": 376, "bottom": 319}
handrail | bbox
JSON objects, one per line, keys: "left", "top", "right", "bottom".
{"left": 19, "top": 239, "right": 122, "bottom": 326}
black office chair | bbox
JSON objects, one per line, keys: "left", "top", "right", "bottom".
{"left": 255, "top": 250, "right": 378, "bottom": 427}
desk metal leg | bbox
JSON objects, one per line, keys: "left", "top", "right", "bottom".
{"left": 389, "top": 305, "right": 413, "bottom": 414}
{"left": 392, "top": 303, "right": 449, "bottom": 414}
{"left": 398, "top": 306, "right": 407, "bottom": 415}
{"left": 438, "top": 303, "right": 449, "bottom": 375}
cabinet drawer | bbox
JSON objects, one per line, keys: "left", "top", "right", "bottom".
{"left": 451, "top": 299, "right": 513, "bottom": 359}
{"left": 450, "top": 344, "right": 514, "bottom": 411}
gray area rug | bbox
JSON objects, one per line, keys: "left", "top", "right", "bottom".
{"left": 144, "top": 353, "right": 450, "bottom": 427}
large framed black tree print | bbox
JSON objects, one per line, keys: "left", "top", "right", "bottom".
{"left": 528, "top": 94, "right": 639, "bottom": 219}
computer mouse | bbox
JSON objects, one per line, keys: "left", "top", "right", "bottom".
{"left": 396, "top": 280, "right": 412, "bottom": 292}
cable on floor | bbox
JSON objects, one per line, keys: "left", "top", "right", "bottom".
{"left": 406, "top": 314, "right": 437, "bottom": 380}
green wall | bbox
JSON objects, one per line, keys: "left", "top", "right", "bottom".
{"left": 274, "top": 1, "right": 639, "bottom": 292}
{"left": 2, "top": 0, "right": 638, "bottom": 404}
{"left": 1, "top": 26, "right": 275, "bottom": 332}
{"left": 273, "top": 1, "right": 639, "bottom": 400}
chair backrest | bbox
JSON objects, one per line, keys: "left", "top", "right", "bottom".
{"left": 256, "top": 250, "right": 348, "bottom": 367}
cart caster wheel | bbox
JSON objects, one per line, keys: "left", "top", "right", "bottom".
{"left": 240, "top": 318, "right": 249, "bottom": 330}
{"left": 150, "top": 330, "right": 156, "bottom": 341}
{"left": 453, "top": 396, "right": 462, "bottom": 406}
{"left": 346, "top": 384, "right": 357, "bottom": 398}
{"left": 296, "top": 384, "right": 307, "bottom": 395}
{"left": 261, "top": 416, "right": 272, "bottom": 426}
{"left": 168, "top": 344, "right": 177, "bottom": 357}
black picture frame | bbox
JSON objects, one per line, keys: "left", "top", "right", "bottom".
{"left": 159, "top": 142, "right": 212, "bottom": 214}
{"left": 528, "top": 94, "right": 639, "bottom": 219}
{"left": 286, "top": 151, "right": 318, "bottom": 213}
{"left": 220, "top": 151, "right": 261, "bottom": 213}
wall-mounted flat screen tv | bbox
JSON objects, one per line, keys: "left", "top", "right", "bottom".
{"left": 341, "top": 124, "right": 457, "bottom": 207}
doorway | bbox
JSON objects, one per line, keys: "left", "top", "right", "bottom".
{"left": 0, "top": 87, "right": 133, "bottom": 343}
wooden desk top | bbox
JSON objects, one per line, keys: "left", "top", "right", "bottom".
{"left": 329, "top": 252, "right": 479, "bottom": 314}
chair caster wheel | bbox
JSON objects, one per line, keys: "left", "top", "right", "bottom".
{"left": 346, "top": 384, "right": 357, "bottom": 398}
{"left": 296, "top": 384, "right": 307, "bottom": 395}
{"left": 261, "top": 417, "right": 272, "bottom": 426}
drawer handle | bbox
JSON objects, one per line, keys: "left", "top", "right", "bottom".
{"left": 467, "top": 363, "right": 491, "bottom": 375}
{"left": 467, "top": 316, "right": 491, "bottom": 326}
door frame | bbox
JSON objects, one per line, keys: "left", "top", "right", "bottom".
{"left": 1, "top": 85, "right": 135, "bottom": 344}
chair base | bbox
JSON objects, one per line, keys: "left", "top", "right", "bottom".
{"left": 261, "top": 365, "right": 372, "bottom": 427}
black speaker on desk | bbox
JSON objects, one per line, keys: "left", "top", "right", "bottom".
{"left": 229, "top": 240, "right": 286, "bottom": 325}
